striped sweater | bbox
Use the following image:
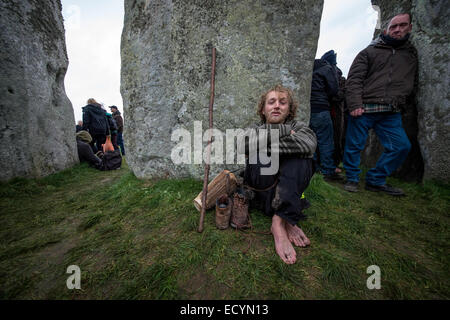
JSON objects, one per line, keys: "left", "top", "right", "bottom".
{"left": 237, "top": 120, "right": 317, "bottom": 158}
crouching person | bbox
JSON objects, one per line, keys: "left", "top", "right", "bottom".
{"left": 76, "top": 130, "right": 103, "bottom": 170}
{"left": 238, "top": 85, "right": 317, "bottom": 264}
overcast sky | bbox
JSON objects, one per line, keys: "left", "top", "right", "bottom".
{"left": 61, "top": 0, "right": 378, "bottom": 122}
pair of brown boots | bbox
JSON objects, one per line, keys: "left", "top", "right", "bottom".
{"left": 215, "top": 190, "right": 250, "bottom": 230}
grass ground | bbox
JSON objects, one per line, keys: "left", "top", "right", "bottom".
{"left": 0, "top": 159, "right": 448, "bottom": 299}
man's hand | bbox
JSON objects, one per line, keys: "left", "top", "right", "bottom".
{"left": 350, "top": 107, "right": 364, "bottom": 117}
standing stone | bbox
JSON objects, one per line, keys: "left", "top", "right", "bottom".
{"left": 0, "top": 0, "right": 77, "bottom": 181}
{"left": 362, "top": 0, "right": 449, "bottom": 183}
{"left": 412, "top": 0, "right": 450, "bottom": 182}
{"left": 121, "top": 0, "right": 324, "bottom": 179}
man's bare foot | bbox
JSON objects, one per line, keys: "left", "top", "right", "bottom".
{"left": 285, "top": 222, "right": 311, "bottom": 247}
{"left": 271, "top": 215, "right": 297, "bottom": 264}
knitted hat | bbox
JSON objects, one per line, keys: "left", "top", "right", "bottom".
{"left": 321, "top": 50, "right": 337, "bottom": 65}
{"left": 76, "top": 130, "right": 92, "bottom": 144}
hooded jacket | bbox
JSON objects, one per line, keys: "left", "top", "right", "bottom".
{"left": 82, "top": 104, "right": 108, "bottom": 135}
{"left": 310, "top": 59, "right": 339, "bottom": 112}
{"left": 76, "top": 131, "right": 102, "bottom": 169}
{"left": 345, "top": 35, "right": 418, "bottom": 112}
{"left": 76, "top": 130, "right": 92, "bottom": 144}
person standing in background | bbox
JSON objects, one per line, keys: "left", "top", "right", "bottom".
{"left": 109, "top": 105, "right": 125, "bottom": 156}
{"left": 309, "top": 50, "right": 342, "bottom": 182}
{"left": 76, "top": 120, "right": 83, "bottom": 132}
{"left": 106, "top": 111, "right": 119, "bottom": 150}
{"left": 82, "top": 98, "right": 108, "bottom": 153}
{"left": 343, "top": 13, "right": 416, "bottom": 196}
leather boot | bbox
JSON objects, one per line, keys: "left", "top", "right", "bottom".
{"left": 215, "top": 195, "right": 232, "bottom": 229}
{"left": 230, "top": 189, "right": 250, "bottom": 229}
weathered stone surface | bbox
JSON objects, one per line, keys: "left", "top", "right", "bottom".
{"left": 0, "top": 0, "right": 77, "bottom": 181}
{"left": 362, "top": 0, "right": 449, "bottom": 182}
{"left": 121, "top": 0, "right": 324, "bottom": 179}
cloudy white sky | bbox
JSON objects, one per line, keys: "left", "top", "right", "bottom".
{"left": 61, "top": 0, "right": 379, "bottom": 123}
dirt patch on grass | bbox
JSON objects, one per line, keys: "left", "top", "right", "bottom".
{"left": 38, "top": 238, "right": 79, "bottom": 265}
{"left": 31, "top": 236, "right": 81, "bottom": 298}
{"left": 179, "top": 268, "right": 230, "bottom": 299}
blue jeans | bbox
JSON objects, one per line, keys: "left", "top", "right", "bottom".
{"left": 343, "top": 113, "right": 411, "bottom": 186}
{"left": 309, "top": 111, "right": 335, "bottom": 176}
{"left": 117, "top": 132, "right": 125, "bottom": 155}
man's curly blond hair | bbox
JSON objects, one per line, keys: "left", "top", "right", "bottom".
{"left": 257, "top": 84, "right": 298, "bottom": 123}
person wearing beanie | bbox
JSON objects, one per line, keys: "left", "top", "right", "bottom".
{"left": 343, "top": 13, "right": 417, "bottom": 196}
{"left": 309, "top": 49, "right": 342, "bottom": 182}
{"left": 321, "top": 50, "right": 347, "bottom": 172}
{"left": 321, "top": 50, "right": 337, "bottom": 66}
{"left": 76, "top": 130, "right": 103, "bottom": 170}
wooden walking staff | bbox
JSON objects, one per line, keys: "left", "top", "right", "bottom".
{"left": 198, "top": 47, "right": 216, "bottom": 233}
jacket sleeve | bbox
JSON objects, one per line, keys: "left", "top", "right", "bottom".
{"left": 278, "top": 121, "right": 317, "bottom": 157}
{"left": 323, "top": 66, "right": 339, "bottom": 98}
{"left": 345, "top": 49, "right": 370, "bottom": 112}
{"left": 116, "top": 115, "right": 124, "bottom": 132}
{"left": 237, "top": 122, "right": 317, "bottom": 158}
{"left": 237, "top": 123, "right": 292, "bottom": 156}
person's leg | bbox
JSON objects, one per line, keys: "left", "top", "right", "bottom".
{"left": 285, "top": 221, "right": 310, "bottom": 247}
{"left": 117, "top": 132, "right": 125, "bottom": 155}
{"left": 272, "top": 158, "right": 314, "bottom": 250}
{"left": 365, "top": 113, "right": 411, "bottom": 186}
{"left": 272, "top": 158, "right": 314, "bottom": 225}
{"left": 96, "top": 135, "right": 106, "bottom": 153}
{"left": 343, "top": 114, "right": 373, "bottom": 183}
{"left": 271, "top": 214, "right": 297, "bottom": 264}
{"left": 309, "top": 111, "right": 336, "bottom": 176}
{"left": 89, "top": 134, "right": 98, "bottom": 153}
{"left": 245, "top": 157, "right": 313, "bottom": 264}
{"left": 244, "top": 159, "right": 278, "bottom": 216}
{"left": 112, "top": 134, "right": 118, "bottom": 150}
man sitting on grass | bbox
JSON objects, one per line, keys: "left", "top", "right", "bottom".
{"left": 239, "top": 85, "right": 317, "bottom": 264}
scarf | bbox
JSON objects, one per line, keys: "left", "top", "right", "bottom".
{"left": 380, "top": 33, "right": 410, "bottom": 48}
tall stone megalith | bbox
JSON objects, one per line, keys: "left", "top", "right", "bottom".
{"left": 0, "top": 0, "right": 77, "bottom": 181}
{"left": 121, "top": 0, "right": 324, "bottom": 179}
{"left": 362, "top": 0, "right": 449, "bottom": 183}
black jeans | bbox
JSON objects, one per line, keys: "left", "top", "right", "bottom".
{"left": 90, "top": 133, "right": 106, "bottom": 154}
{"left": 244, "top": 156, "right": 314, "bottom": 226}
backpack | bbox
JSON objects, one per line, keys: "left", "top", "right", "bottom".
{"left": 101, "top": 149, "right": 122, "bottom": 170}
{"left": 107, "top": 116, "right": 118, "bottom": 132}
